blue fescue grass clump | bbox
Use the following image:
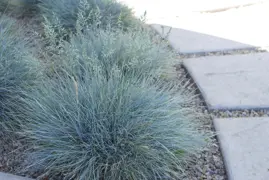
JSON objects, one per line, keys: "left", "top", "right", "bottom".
{"left": 0, "top": 0, "right": 38, "bottom": 17}
{"left": 46, "top": 27, "right": 176, "bottom": 81}
{"left": 39, "top": 0, "right": 136, "bottom": 32}
{"left": 0, "top": 16, "right": 41, "bottom": 130}
{"left": 21, "top": 70, "right": 206, "bottom": 180}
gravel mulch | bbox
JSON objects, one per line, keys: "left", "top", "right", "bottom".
{"left": 0, "top": 132, "right": 27, "bottom": 176}
{"left": 175, "top": 64, "right": 227, "bottom": 180}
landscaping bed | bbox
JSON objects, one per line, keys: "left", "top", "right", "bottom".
{"left": 0, "top": 0, "right": 239, "bottom": 180}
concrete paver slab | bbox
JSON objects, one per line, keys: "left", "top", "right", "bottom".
{"left": 151, "top": 24, "right": 254, "bottom": 54}
{"left": 183, "top": 52, "right": 269, "bottom": 110}
{"left": 0, "top": 172, "right": 33, "bottom": 180}
{"left": 214, "top": 117, "right": 269, "bottom": 180}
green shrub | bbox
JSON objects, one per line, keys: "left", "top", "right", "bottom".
{"left": 39, "top": 0, "right": 136, "bottom": 33}
{"left": 0, "top": 16, "right": 41, "bottom": 130}
{"left": 46, "top": 27, "right": 176, "bottom": 81}
{"left": 22, "top": 70, "right": 206, "bottom": 180}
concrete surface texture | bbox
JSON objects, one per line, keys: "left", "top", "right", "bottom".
{"left": 120, "top": 0, "right": 269, "bottom": 53}
{"left": 119, "top": 0, "right": 267, "bottom": 15}
{"left": 0, "top": 173, "right": 33, "bottom": 180}
{"left": 151, "top": 24, "right": 254, "bottom": 53}
{"left": 214, "top": 117, "right": 269, "bottom": 180}
{"left": 183, "top": 52, "right": 269, "bottom": 110}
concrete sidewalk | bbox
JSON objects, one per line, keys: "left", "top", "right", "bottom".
{"left": 121, "top": 0, "right": 269, "bottom": 53}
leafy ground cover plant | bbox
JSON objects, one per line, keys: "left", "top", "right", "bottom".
{"left": 0, "top": 15, "right": 41, "bottom": 130}
{"left": 39, "top": 0, "right": 136, "bottom": 33}
{"left": 21, "top": 69, "right": 207, "bottom": 180}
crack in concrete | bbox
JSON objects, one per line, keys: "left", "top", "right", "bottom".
{"left": 205, "top": 70, "right": 253, "bottom": 76}
{"left": 197, "top": 1, "right": 266, "bottom": 13}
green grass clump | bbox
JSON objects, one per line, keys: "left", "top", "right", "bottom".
{"left": 46, "top": 27, "right": 176, "bottom": 81}
{"left": 0, "top": 16, "right": 41, "bottom": 130}
{"left": 39, "top": 0, "right": 136, "bottom": 33}
{"left": 22, "top": 70, "right": 206, "bottom": 180}
{"left": 0, "top": 0, "right": 38, "bottom": 17}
